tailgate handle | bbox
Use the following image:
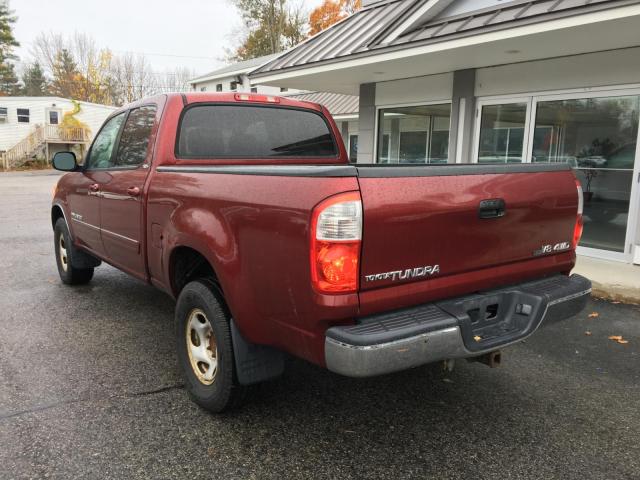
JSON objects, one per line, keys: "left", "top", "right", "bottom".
{"left": 478, "top": 198, "right": 506, "bottom": 219}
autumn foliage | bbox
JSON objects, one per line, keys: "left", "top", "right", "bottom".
{"left": 309, "top": 0, "right": 362, "bottom": 36}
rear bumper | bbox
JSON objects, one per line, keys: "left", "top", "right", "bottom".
{"left": 325, "top": 274, "right": 591, "bottom": 377}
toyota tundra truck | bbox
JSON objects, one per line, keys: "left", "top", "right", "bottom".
{"left": 51, "top": 92, "right": 591, "bottom": 412}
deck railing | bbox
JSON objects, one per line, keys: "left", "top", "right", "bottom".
{"left": 1, "top": 125, "right": 91, "bottom": 170}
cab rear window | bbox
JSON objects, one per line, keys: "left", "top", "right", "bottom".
{"left": 177, "top": 104, "right": 337, "bottom": 159}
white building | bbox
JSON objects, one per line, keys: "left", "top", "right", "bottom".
{"left": 0, "top": 96, "right": 116, "bottom": 170}
{"left": 189, "top": 54, "right": 298, "bottom": 95}
{"left": 251, "top": 0, "right": 640, "bottom": 266}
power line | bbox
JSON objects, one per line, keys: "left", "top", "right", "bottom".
{"left": 20, "top": 41, "right": 219, "bottom": 61}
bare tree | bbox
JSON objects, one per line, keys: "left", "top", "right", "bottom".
{"left": 28, "top": 32, "right": 197, "bottom": 105}
{"left": 154, "top": 67, "right": 196, "bottom": 94}
{"left": 109, "top": 53, "right": 157, "bottom": 104}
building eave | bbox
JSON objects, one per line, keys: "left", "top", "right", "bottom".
{"left": 250, "top": 3, "right": 640, "bottom": 90}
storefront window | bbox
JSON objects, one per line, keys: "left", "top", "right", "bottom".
{"left": 532, "top": 95, "right": 639, "bottom": 253}
{"left": 377, "top": 104, "right": 451, "bottom": 163}
{"left": 478, "top": 103, "right": 527, "bottom": 163}
{"left": 348, "top": 134, "right": 358, "bottom": 163}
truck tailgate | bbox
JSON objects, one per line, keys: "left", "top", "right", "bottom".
{"left": 357, "top": 164, "right": 579, "bottom": 298}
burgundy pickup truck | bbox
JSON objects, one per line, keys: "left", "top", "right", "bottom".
{"left": 51, "top": 92, "right": 591, "bottom": 412}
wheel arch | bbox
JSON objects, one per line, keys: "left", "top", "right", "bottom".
{"left": 168, "top": 245, "right": 223, "bottom": 299}
{"left": 51, "top": 203, "right": 73, "bottom": 240}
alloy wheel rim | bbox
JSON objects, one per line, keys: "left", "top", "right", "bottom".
{"left": 58, "top": 235, "right": 68, "bottom": 272}
{"left": 185, "top": 308, "right": 218, "bottom": 385}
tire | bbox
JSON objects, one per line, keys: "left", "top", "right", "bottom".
{"left": 54, "top": 218, "right": 94, "bottom": 285}
{"left": 175, "top": 279, "right": 248, "bottom": 412}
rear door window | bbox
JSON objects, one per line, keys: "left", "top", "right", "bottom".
{"left": 115, "top": 105, "right": 157, "bottom": 167}
{"left": 177, "top": 105, "right": 337, "bottom": 158}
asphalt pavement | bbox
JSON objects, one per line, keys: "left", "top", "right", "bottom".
{"left": 0, "top": 171, "right": 639, "bottom": 480}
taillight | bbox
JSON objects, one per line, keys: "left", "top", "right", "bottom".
{"left": 310, "top": 191, "right": 362, "bottom": 294}
{"left": 573, "top": 179, "right": 584, "bottom": 249}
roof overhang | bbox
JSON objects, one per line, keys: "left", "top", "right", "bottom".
{"left": 189, "top": 68, "right": 249, "bottom": 86}
{"left": 251, "top": 3, "right": 640, "bottom": 95}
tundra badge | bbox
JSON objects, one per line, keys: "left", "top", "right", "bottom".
{"left": 365, "top": 265, "right": 440, "bottom": 283}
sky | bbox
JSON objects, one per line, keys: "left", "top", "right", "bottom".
{"left": 11, "top": 0, "right": 324, "bottom": 76}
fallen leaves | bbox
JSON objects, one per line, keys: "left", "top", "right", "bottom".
{"left": 608, "top": 335, "right": 630, "bottom": 345}
{"left": 588, "top": 312, "right": 599, "bottom": 318}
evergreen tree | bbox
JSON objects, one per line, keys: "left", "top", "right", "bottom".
{"left": 21, "top": 62, "right": 49, "bottom": 96}
{"left": 50, "top": 49, "right": 81, "bottom": 99}
{"left": 0, "top": 2, "right": 20, "bottom": 96}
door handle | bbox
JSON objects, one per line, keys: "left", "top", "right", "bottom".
{"left": 89, "top": 183, "right": 100, "bottom": 192}
{"left": 126, "top": 186, "right": 141, "bottom": 197}
{"left": 478, "top": 198, "right": 506, "bottom": 219}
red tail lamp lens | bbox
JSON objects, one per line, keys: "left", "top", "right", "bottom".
{"left": 573, "top": 215, "right": 584, "bottom": 250}
{"left": 573, "top": 179, "right": 584, "bottom": 249}
{"left": 310, "top": 192, "right": 362, "bottom": 294}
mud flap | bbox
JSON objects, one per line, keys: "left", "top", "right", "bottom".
{"left": 230, "top": 319, "right": 284, "bottom": 386}
{"left": 70, "top": 244, "right": 101, "bottom": 269}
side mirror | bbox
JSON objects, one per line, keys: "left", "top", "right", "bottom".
{"left": 52, "top": 152, "right": 78, "bottom": 172}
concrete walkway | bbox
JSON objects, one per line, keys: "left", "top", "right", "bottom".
{"left": 574, "top": 255, "right": 640, "bottom": 304}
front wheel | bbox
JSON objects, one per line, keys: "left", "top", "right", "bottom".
{"left": 54, "top": 218, "right": 94, "bottom": 285}
{"left": 175, "top": 279, "right": 248, "bottom": 412}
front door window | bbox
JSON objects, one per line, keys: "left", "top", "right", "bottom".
{"left": 531, "top": 95, "right": 639, "bottom": 253}
{"left": 85, "top": 113, "right": 126, "bottom": 169}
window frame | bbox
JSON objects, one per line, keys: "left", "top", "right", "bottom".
{"left": 374, "top": 100, "right": 453, "bottom": 164}
{"left": 472, "top": 97, "right": 533, "bottom": 164}
{"left": 348, "top": 134, "right": 358, "bottom": 163}
{"left": 113, "top": 104, "right": 159, "bottom": 169}
{"left": 174, "top": 102, "right": 340, "bottom": 161}
{"left": 17, "top": 108, "right": 30, "bottom": 123}
{"left": 48, "top": 109, "right": 60, "bottom": 125}
{"left": 84, "top": 104, "right": 157, "bottom": 172}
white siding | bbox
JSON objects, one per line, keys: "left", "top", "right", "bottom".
{"left": 0, "top": 97, "right": 115, "bottom": 151}
{"left": 192, "top": 75, "right": 298, "bottom": 95}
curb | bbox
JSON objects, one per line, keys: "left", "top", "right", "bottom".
{"left": 591, "top": 284, "right": 640, "bottom": 305}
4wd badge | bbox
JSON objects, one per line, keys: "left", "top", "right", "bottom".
{"left": 533, "top": 241, "right": 571, "bottom": 257}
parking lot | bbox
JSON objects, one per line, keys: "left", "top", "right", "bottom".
{"left": 0, "top": 171, "right": 639, "bottom": 480}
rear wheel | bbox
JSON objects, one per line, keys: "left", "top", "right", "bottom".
{"left": 54, "top": 218, "right": 94, "bottom": 285}
{"left": 175, "top": 279, "right": 248, "bottom": 412}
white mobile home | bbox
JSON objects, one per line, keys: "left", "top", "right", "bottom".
{"left": 0, "top": 97, "right": 116, "bottom": 170}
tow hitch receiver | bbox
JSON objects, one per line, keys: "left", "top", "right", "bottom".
{"left": 469, "top": 350, "right": 502, "bottom": 368}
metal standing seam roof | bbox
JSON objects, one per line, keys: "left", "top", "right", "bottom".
{"left": 251, "top": 0, "right": 636, "bottom": 76}
{"left": 283, "top": 91, "right": 359, "bottom": 116}
{"left": 189, "top": 53, "right": 280, "bottom": 83}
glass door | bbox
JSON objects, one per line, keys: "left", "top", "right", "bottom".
{"left": 475, "top": 99, "right": 532, "bottom": 163}
{"left": 528, "top": 94, "right": 640, "bottom": 255}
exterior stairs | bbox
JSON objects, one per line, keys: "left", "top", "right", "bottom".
{"left": 1, "top": 125, "right": 90, "bottom": 170}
